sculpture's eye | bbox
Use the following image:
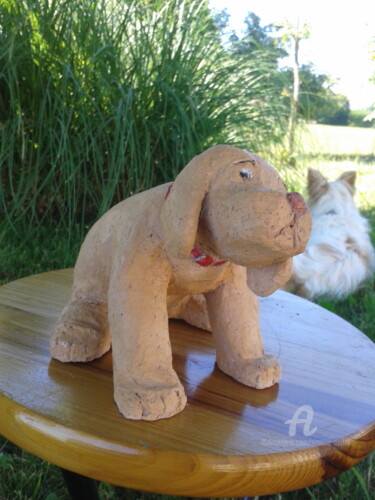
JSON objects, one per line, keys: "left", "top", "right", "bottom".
{"left": 240, "top": 168, "right": 252, "bottom": 179}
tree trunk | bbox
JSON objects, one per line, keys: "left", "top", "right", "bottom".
{"left": 287, "top": 35, "right": 300, "bottom": 163}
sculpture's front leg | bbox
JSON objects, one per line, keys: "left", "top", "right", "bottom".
{"left": 205, "top": 266, "right": 281, "bottom": 389}
{"left": 109, "top": 250, "right": 186, "bottom": 420}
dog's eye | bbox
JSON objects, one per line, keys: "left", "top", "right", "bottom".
{"left": 240, "top": 168, "right": 252, "bottom": 180}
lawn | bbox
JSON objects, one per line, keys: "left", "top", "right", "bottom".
{"left": 302, "top": 123, "right": 375, "bottom": 158}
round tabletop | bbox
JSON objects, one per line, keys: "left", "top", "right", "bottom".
{"left": 0, "top": 269, "right": 374, "bottom": 497}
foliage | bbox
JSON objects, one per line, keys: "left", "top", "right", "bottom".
{"left": 222, "top": 11, "right": 291, "bottom": 159}
{"left": 226, "top": 11, "right": 353, "bottom": 129}
{"left": 0, "top": 0, "right": 288, "bottom": 243}
{"left": 0, "top": 437, "right": 67, "bottom": 500}
{"left": 318, "top": 93, "right": 350, "bottom": 126}
{"left": 349, "top": 109, "right": 375, "bottom": 128}
{"left": 281, "top": 64, "right": 350, "bottom": 125}
{"left": 210, "top": 6, "right": 230, "bottom": 36}
{"left": 277, "top": 19, "right": 311, "bottom": 48}
{"left": 229, "top": 12, "right": 287, "bottom": 66}
{"left": 0, "top": 223, "right": 82, "bottom": 284}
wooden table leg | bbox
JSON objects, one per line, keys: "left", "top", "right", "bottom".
{"left": 61, "top": 468, "right": 100, "bottom": 500}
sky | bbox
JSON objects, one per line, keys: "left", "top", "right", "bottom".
{"left": 209, "top": 0, "right": 375, "bottom": 110}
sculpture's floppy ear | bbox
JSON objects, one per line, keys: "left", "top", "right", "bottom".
{"left": 246, "top": 259, "right": 293, "bottom": 297}
{"left": 160, "top": 149, "right": 214, "bottom": 259}
{"left": 160, "top": 144, "right": 255, "bottom": 259}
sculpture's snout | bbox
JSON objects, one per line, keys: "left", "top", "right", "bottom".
{"left": 287, "top": 192, "right": 307, "bottom": 213}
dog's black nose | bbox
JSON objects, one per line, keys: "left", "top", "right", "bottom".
{"left": 287, "top": 192, "right": 307, "bottom": 212}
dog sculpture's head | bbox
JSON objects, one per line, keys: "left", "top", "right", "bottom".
{"left": 161, "top": 145, "right": 312, "bottom": 296}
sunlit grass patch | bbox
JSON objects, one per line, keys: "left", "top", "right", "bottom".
{"left": 304, "top": 124, "right": 375, "bottom": 157}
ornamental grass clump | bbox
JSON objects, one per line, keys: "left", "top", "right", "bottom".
{"left": 0, "top": 0, "right": 287, "bottom": 239}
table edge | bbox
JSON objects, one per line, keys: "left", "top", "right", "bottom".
{"left": 1, "top": 393, "right": 374, "bottom": 496}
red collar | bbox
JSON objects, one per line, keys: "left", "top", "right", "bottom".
{"left": 190, "top": 244, "right": 227, "bottom": 267}
{"left": 165, "top": 183, "right": 227, "bottom": 267}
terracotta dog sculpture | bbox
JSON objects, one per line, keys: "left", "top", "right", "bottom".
{"left": 51, "top": 145, "right": 312, "bottom": 420}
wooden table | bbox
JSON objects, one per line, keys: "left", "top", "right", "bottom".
{"left": 0, "top": 269, "right": 374, "bottom": 498}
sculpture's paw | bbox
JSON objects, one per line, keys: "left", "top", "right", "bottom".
{"left": 114, "top": 380, "right": 187, "bottom": 421}
{"left": 50, "top": 299, "right": 110, "bottom": 362}
{"left": 50, "top": 323, "right": 110, "bottom": 362}
{"left": 218, "top": 354, "right": 281, "bottom": 389}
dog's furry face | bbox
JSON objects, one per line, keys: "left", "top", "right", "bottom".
{"left": 290, "top": 168, "right": 375, "bottom": 299}
{"left": 307, "top": 168, "right": 356, "bottom": 216}
{"left": 199, "top": 152, "right": 312, "bottom": 267}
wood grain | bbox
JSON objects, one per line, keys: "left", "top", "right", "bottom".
{"left": 0, "top": 269, "right": 374, "bottom": 496}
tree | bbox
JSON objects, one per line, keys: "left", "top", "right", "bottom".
{"left": 230, "top": 12, "right": 287, "bottom": 66}
{"left": 281, "top": 64, "right": 350, "bottom": 125}
{"left": 278, "top": 21, "right": 311, "bottom": 161}
{"left": 366, "top": 37, "right": 375, "bottom": 123}
{"left": 211, "top": 7, "right": 230, "bottom": 35}
{"left": 318, "top": 94, "right": 350, "bottom": 125}
{"left": 224, "top": 12, "right": 290, "bottom": 147}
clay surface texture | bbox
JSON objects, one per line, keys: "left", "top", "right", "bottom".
{"left": 50, "top": 145, "right": 312, "bottom": 420}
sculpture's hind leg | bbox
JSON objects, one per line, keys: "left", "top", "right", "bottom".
{"left": 50, "top": 298, "right": 110, "bottom": 362}
{"left": 168, "top": 294, "right": 211, "bottom": 331}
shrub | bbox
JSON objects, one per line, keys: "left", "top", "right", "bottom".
{"left": 0, "top": 0, "right": 287, "bottom": 239}
{"left": 349, "top": 109, "right": 375, "bottom": 128}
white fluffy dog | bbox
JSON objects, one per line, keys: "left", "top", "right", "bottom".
{"left": 289, "top": 168, "right": 375, "bottom": 300}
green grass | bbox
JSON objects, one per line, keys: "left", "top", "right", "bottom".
{"left": 0, "top": 224, "right": 82, "bottom": 284}
{"left": 302, "top": 123, "right": 375, "bottom": 157}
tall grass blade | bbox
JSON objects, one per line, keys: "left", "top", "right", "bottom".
{"left": 350, "top": 465, "right": 371, "bottom": 500}
{"left": 0, "top": 0, "right": 287, "bottom": 244}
